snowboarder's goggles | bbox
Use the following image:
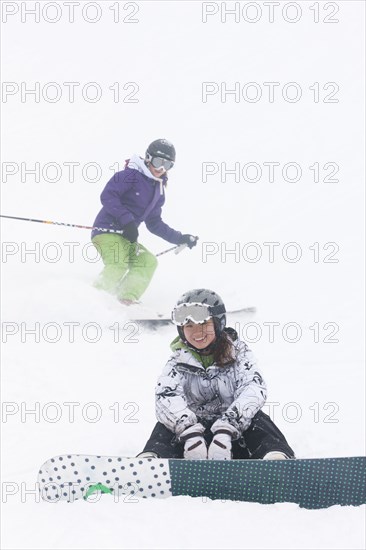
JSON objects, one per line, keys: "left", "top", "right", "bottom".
{"left": 146, "top": 153, "right": 174, "bottom": 171}
{"left": 172, "top": 302, "right": 225, "bottom": 326}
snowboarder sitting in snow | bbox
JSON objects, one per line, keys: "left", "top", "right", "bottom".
{"left": 91, "top": 139, "right": 198, "bottom": 305}
{"left": 139, "top": 289, "right": 295, "bottom": 460}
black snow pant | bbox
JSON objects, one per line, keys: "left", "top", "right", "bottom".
{"left": 141, "top": 410, "right": 295, "bottom": 459}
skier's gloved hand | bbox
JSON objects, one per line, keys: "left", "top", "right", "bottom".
{"left": 180, "top": 423, "right": 207, "bottom": 460}
{"left": 123, "top": 222, "right": 139, "bottom": 243}
{"left": 180, "top": 234, "right": 198, "bottom": 249}
{"left": 208, "top": 430, "right": 233, "bottom": 460}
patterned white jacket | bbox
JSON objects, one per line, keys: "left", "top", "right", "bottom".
{"left": 155, "top": 333, "right": 267, "bottom": 439}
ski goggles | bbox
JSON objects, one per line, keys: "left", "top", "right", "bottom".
{"left": 146, "top": 153, "right": 174, "bottom": 171}
{"left": 172, "top": 302, "right": 225, "bottom": 326}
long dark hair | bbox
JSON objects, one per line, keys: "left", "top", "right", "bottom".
{"left": 212, "top": 329, "right": 236, "bottom": 367}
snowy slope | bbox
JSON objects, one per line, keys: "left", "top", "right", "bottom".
{"left": 1, "top": 2, "right": 365, "bottom": 549}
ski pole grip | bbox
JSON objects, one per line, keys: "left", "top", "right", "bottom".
{"left": 174, "top": 244, "right": 188, "bottom": 255}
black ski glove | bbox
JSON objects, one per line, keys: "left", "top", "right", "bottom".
{"left": 180, "top": 234, "right": 198, "bottom": 249}
{"left": 123, "top": 222, "right": 139, "bottom": 243}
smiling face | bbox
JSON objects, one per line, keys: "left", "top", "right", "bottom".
{"left": 182, "top": 319, "right": 216, "bottom": 350}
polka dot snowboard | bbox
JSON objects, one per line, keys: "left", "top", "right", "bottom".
{"left": 38, "top": 455, "right": 172, "bottom": 502}
{"left": 38, "top": 455, "right": 366, "bottom": 509}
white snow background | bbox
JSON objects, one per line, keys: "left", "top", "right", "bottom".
{"left": 1, "top": 1, "right": 365, "bottom": 549}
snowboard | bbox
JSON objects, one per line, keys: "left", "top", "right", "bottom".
{"left": 37, "top": 454, "right": 366, "bottom": 509}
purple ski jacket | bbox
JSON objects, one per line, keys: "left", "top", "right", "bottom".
{"left": 92, "top": 155, "right": 183, "bottom": 244}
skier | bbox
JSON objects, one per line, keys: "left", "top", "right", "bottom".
{"left": 91, "top": 139, "right": 198, "bottom": 305}
{"left": 138, "top": 289, "right": 295, "bottom": 460}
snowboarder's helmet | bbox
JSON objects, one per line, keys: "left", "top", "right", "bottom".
{"left": 172, "top": 289, "right": 227, "bottom": 344}
{"left": 146, "top": 139, "right": 176, "bottom": 163}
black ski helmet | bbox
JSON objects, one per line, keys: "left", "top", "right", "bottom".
{"left": 145, "top": 139, "right": 176, "bottom": 162}
{"left": 172, "top": 289, "right": 227, "bottom": 350}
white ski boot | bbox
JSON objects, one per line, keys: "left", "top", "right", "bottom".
{"left": 263, "top": 451, "right": 290, "bottom": 460}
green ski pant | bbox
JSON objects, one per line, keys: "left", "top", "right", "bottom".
{"left": 92, "top": 233, "right": 158, "bottom": 301}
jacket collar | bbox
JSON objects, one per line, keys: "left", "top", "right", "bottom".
{"left": 170, "top": 336, "right": 215, "bottom": 369}
{"left": 127, "top": 155, "right": 168, "bottom": 184}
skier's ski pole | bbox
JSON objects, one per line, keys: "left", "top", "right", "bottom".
{"left": 156, "top": 237, "right": 198, "bottom": 257}
{"left": 0, "top": 214, "right": 125, "bottom": 234}
{"left": 155, "top": 244, "right": 187, "bottom": 257}
{"left": 1, "top": 214, "right": 196, "bottom": 257}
